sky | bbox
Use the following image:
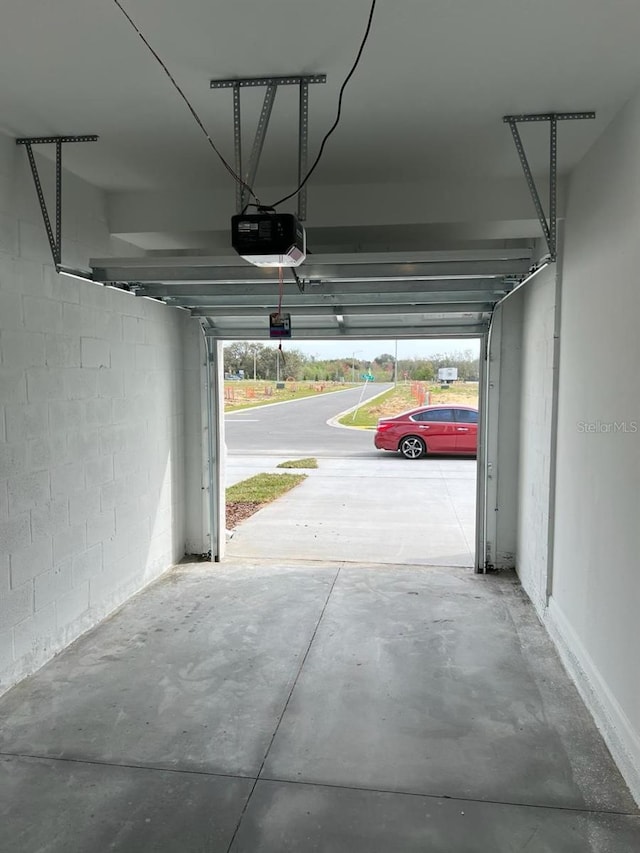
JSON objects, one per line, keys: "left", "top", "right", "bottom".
{"left": 239, "top": 338, "right": 481, "bottom": 362}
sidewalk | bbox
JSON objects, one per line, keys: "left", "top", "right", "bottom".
{"left": 225, "top": 454, "right": 476, "bottom": 567}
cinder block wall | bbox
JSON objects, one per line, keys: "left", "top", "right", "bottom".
{"left": 0, "top": 132, "right": 194, "bottom": 693}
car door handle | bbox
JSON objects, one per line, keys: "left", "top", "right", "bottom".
{"left": 456, "top": 427, "right": 469, "bottom": 431}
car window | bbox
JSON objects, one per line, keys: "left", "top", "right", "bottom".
{"left": 413, "top": 409, "right": 455, "bottom": 422}
{"left": 455, "top": 409, "right": 478, "bottom": 424}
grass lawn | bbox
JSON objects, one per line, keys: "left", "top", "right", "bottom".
{"left": 225, "top": 380, "right": 358, "bottom": 412}
{"left": 226, "top": 472, "right": 307, "bottom": 528}
{"left": 339, "top": 382, "right": 480, "bottom": 429}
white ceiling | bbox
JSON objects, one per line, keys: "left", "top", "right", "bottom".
{"left": 2, "top": 0, "right": 640, "bottom": 195}
{"left": 6, "top": 1, "right": 640, "bottom": 338}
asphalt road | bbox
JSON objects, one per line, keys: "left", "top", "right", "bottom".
{"left": 225, "top": 383, "right": 393, "bottom": 457}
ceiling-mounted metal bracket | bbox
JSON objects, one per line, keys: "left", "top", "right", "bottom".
{"left": 503, "top": 112, "right": 595, "bottom": 261}
{"left": 16, "top": 135, "right": 98, "bottom": 270}
{"left": 210, "top": 74, "right": 327, "bottom": 221}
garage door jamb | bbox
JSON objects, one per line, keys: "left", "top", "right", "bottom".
{"left": 203, "top": 331, "right": 226, "bottom": 561}
{"left": 475, "top": 332, "right": 488, "bottom": 573}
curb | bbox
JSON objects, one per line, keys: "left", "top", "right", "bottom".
{"left": 327, "top": 386, "right": 392, "bottom": 431}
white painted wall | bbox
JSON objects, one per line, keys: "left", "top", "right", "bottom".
{"left": 0, "top": 132, "right": 195, "bottom": 693}
{"left": 549, "top": 88, "right": 640, "bottom": 801}
{"left": 513, "top": 91, "right": 640, "bottom": 801}
{"left": 516, "top": 265, "right": 558, "bottom": 614}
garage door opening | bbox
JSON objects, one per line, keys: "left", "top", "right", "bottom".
{"left": 219, "top": 337, "right": 482, "bottom": 571}
{"left": 90, "top": 245, "right": 528, "bottom": 571}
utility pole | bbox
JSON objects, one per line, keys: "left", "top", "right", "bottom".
{"left": 394, "top": 339, "right": 398, "bottom": 386}
{"left": 352, "top": 350, "right": 361, "bottom": 383}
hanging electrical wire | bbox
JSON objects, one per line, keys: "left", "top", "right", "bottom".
{"left": 110, "top": 0, "right": 259, "bottom": 204}
{"left": 111, "top": 0, "right": 377, "bottom": 214}
{"left": 269, "top": 0, "right": 377, "bottom": 209}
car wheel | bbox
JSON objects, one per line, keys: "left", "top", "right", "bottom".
{"left": 399, "top": 436, "right": 426, "bottom": 459}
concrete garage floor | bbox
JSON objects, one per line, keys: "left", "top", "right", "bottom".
{"left": 0, "top": 561, "right": 638, "bottom": 851}
{"left": 226, "top": 455, "right": 476, "bottom": 567}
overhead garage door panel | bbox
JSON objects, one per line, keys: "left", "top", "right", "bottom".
{"left": 90, "top": 247, "right": 531, "bottom": 340}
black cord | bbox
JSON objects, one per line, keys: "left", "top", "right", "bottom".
{"left": 241, "top": 202, "right": 276, "bottom": 215}
{"left": 111, "top": 0, "right": 259, "bottom": 204}
{"left": 269, "top": 0, "right": 377, "bottom": 209}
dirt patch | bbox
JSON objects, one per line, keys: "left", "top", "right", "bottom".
{"left": 226, "top": 501, "right": 264, "bottom": 529}
{"left": 371, "top": 399, "right": 414, "bottom": 417}
{"left": 373, "top": 388, "right": 479, "bottom": 418}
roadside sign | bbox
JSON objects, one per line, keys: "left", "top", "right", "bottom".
{"left": 361, "top": 373, "right": 375, "bottom": 381}
{"left": 438, "top": 367, "right": 457, "bottom": 381}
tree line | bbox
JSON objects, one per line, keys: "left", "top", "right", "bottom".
{"left": 224, "top": 342, "right": 479, "bottom": 383}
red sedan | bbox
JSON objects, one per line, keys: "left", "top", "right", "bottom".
{"left": 374, "top": 404, "right": 478, "bottom": 459}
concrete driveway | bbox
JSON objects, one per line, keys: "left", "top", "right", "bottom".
{"left": 225, "top": 454, "right": 476, "bottom": 567}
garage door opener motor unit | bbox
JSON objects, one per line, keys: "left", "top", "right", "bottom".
{"left": 231, "top": 212, "right": 306, "bottom": 267}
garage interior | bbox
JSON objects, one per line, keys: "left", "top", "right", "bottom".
{"left": 1, "top": 1, "right": 640, "bottom": 849}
